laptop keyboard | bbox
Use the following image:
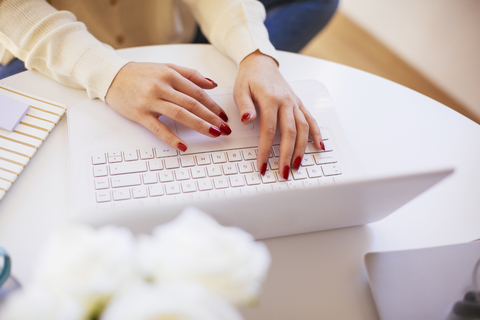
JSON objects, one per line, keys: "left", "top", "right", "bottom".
{"left": 90, "top": 132, "right": 343, "bottom": 210}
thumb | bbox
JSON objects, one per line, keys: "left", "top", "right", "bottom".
{"left": 233, "top": 84, "right": 257, "bottom": 125}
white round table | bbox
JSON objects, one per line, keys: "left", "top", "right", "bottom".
{"left": 1, "top": 44, "right": 479, "bottom": 319}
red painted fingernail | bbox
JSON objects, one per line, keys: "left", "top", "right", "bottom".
{"left": 320, "top": 141, "right": 325, "bottom": 151}
{"left": 177, "top": 142, "right": 187, "bottom": 152}
{"left": 241, "top": 113, "right": 251, "bottom": 122}
{"left": 282, "top": 165, "right": 290, "bottom": 180}
{"left": 220, "top": 123, "right": 232, "bottom": 135}
{"left": 219, "top": 112, "right": 228, "bottom": 122}
{"left": 260, "top": 163, "right": 267, "bottom": 175}
{"left": 209, "top": 126, "right": 222, "bottom": 137}
{"left": 205, "top": 78, "right": 217, "bottom": 87}
{"left": 293, "top": 156, "right": 302, "bottom": 170}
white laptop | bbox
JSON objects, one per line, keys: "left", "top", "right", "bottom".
{"left": 67, "top": 80, "right": 453, "bottom": 239}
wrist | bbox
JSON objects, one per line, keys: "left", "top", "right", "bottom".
{"left": 240, "top": 50, "right": 279, "bottom": 68}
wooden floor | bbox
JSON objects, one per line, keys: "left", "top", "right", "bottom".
{"left": 300, "top": 12, "right": 479, "bottom": 124}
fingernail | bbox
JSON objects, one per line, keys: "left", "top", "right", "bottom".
{"left": 241, "top": 113, "right": 251, "bottom": 122}
{"left": 282, "top": 165, "right": 290, "bottom": 180}
{"left": 220, "top": 123, "right": 232, "bottom": 135}
{"left": 177, "top": 142, "right": 187, "bottom": 152}
{"left": 209, "top": 126, "right": 222, "bottom": 137}
{"left": 293, "top": 156, "right": 302, "bottom": 170}
{"left": 320, "top": 141, "right": 325, "bottom": 151}
{"left": 260, "top": 163, "right": 267, "bottom": 175}
{"left": 205, "top": 78, "right": 217, "bottom": 87}
{"left": 219, "top": 112, "right": 228, "bottom": 122}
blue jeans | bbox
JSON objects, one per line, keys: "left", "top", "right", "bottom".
{"left": 0, "top": 0, "right": 338, "bottom": 79}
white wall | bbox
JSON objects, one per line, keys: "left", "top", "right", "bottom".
{"left": 340, "top": 0, "right": 480, "bottom": 118}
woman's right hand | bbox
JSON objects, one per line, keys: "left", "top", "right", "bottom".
{"left": 105, "top": 62, "right": 231, "bottom": 152}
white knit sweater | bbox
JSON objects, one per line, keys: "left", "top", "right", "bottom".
{"left": 0, "top": 0, "right": 277, "bottom": 100}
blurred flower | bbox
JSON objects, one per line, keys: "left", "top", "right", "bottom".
{"left": 137, "top": 207, "right": 271, "bottom": 305}
{"left": 0, "top": 285, "right": 85, "bottom": 320}
{"left": 101, "top": 282, "right": 242, "bottom": 320}
{"left": 34, "top": 224, "right": 137, "bottom": 316}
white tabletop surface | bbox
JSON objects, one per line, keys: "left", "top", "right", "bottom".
{"left": 1, "top": 44, "right": 479, "bottom": 319}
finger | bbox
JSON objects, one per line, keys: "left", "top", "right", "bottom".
{"left": 169, "top": 71, "right": 229, "bottom": 122}
{"left": 156, "top": 100, "right": 225, "bottom": 138}
{"left": 277, "top": 105, "right": 297, "bottom": 180}
{"left": 163, "top": 88, "right": 231, "bottom": 135}
{"left": 167, "top": 64, "right": 218, "bottom": 89}
{"left": 256, "top": 104, "right": 278, "bottom": 176}
{"left": 233, "top": 84, "right": 257, "bottom": 125}
{"left": 299, "top": 104, "right": 324, "bottom": 151}
{"left": 291, "top": 108, "right": 310, "bottom": 170}
{"left": 139, "top": 115, "right": 188, "bottom": 152}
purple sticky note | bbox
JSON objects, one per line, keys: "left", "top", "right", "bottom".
{"left": 0, "top": 94, "right": 30, "bottom": 132}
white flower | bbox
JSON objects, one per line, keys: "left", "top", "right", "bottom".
{"left": 100, "top": 282, "right": 243, "bottom": 320}
{"left": 0, "top": 285, "right": 85, "bottom": 320}
{"left": 34, "top": 223, "right": 138, "bottom": 313}
{"left": 137, "top": 207, "right": 271, "bottom": 305}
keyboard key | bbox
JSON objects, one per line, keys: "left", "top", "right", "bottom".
{"left": 225, "top": 189, "right": 242, "bottom": 198}
{"left": 180, "top": 155, "right": 195, "bottom": 167}
{"left": 124, "top": 150, "right": 138, "bottom": 161}
{"left": 313, "top": 152, "right": 337, "bottom": 165}
{"left": 207, "top": 165, "right": 222, "bottom": 177}
{"left": 176, "top": 194, "right": 192, "bottom": 204}
{"left": 273, "top": 145, "right": 280, "bottom": 157}
{"left": 306, "top": 166, "right": 323, "bottom": 178}
{"left": 322, "top": 164, "right": 342, "bottom": 176}
{"left": 174, "top": 169, "right": 190, "bottom": 181}
{"left": 241, "top": 187, "right": 257, "bottom": 196}
{"left": 92, "top": 153, "right": 106, "bottom": 165}
{"left": 191, "top": 167, "right": 206, "bottom": 179}
{"left": 208, "top": 190, "right": 225, "bottom": 200}
{"left": 93, "top": 165, "right": 108, "bottom": 177}
{"left": 301, "top": 154, "right": 315, "bottom": 166}
{"left": 276, "top": 170, "right": 292, "bottom": 182}
{"left": 242, "top": 148, "right": 257, "bottom": 160}
{"left": 110, "top": 161, "right": 147, "bottom": 175}
{"left": 261, "top": 171, "right": 276, "bottom": 183}
{"left": 111, "top": 174, "right": 142, "bottom": 188}
{"left": 238, "top": 161, "right": 253, "bottom": 173}
{"left": 142, "top": 172, "right": 158, "bottom": 184}
{"left": 181, "top": 181, "right": 197, "bottom": 193}
{"left": 149, "top": 185, "right": 164, "bottom": 197}
{"left": 292, "top": 167, "right": 308, "bottom": 180}
{"left": 96, "top": 190, "right": 111, "bottom": 202}
{"left": 257, "top": 184, "right": 273, "bottom": 193}
{"left": 322, "top": 140, "right": 333, "bottom": 152}
{"left": 113, "top": 188, "right": 131, "bottom": 201}
{"left": 196, "top": 154, "right": 211, "bottom": 165}
{"left": 133, "top": 186, "right": 148, "bottom": 199}
{"left": 213, "top": 177, "right": 229, "bottom": 189}
{"left": 272, "top": 182, "right": 289, "bottom": 192}
{"left": 227, "top": 150, "right": 242, "bottom": 162}
{"left": 139, "top": 148, "right": 154, "bottom": 159}
{"left": 305, "top": 142, "right": 321, "bottom": 154}
{"left": 155, "top": 147, "right": 177, "bottom": 158}
{"left": 287, "top": 181, "right": 304, "bottom": 189}
{"left": 245, "top": 172, "right": 262, "bottom": 185}
{"left": 94, "top": 178, "right": 109, "bottom": 190}
{"left": 192, "top": 192, "right": 209, "bottom": 202}
{"left": 165, "top": 182, "right": 181, "bottom": 195}
{"left": 268, "top": 158, "right": 279, "bottom": 170}
{"left": 109, "top": 156, "right": 122, "bottom": 163}
{"left": 229, "top": 175, "right": 245, "bottom": 187}
{"left": 149, "top": 159, "right": 164, "bottom": 171}
{"left": 108, "top": 151, "right": 122, "bottom": 157}
{"left": 222, "top": 163, "right": 237, "bottom": 175}
{"left": 303, "top": 179, "right": 320, "bottom": 188}
{"left": 159, "top": 170, "right": 174, "bottom": 182}
{"left": 197, "top": 178, "right": 213, "bottom": 191}
{"left": 211, "top": 152, "right": 227, "bottom": 164}
{"left": 165, "top": 157, "right": 180, "bottom": 169}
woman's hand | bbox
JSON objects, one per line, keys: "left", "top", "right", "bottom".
{"left": 105, "top": 62, "right": 232, "bottom": 152}
{"left": 234, "top": 51, "right": 324, "bottom": 179}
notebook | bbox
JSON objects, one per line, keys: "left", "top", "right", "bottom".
{"left": 365, "top": 241, "right": 480, "bottom": 320}
{"left": 0, "top": 85, "right": 66, "bottom": 201}
{"left": 67, "top": 80, "right": 453, "bottom": 238}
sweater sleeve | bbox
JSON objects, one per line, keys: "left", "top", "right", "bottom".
{"left": 0, "top": 0, "right": 130, "bottom": 100}
{"left": 183, "top": 0, "right": 278, "bottom": 65}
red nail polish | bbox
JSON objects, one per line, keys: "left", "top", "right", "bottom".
{"left": 241, "top": 113, "right": 251, "bottom": 122}
{"left": 177, "top": 142, "right": 187, "bottom": 152}
{"left": 219, "top": 112, "right": 228, "bottom": 122}
{"left": 220, "top": 123, "right": 232, "bottom": 135}
{"left": 293, "top": 156, "right": 302, "bottom": 170}
{"left": 209, "top": 126, "right": 222, "bottom": 137}
{"left": 260, "top": 163, "right": 267, "bottom": 175}
{"left": 205, "top": 78, "right": 217, "bottom": 87}
{"left": 320, "top": 141, "right": 325, "bottom": 151}
{"left": 282, "top": 165, "right": 290, "bottom": 180}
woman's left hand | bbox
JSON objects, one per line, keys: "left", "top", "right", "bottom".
{"left": 233, "top": 50, "right": 324, "bottom": 180}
